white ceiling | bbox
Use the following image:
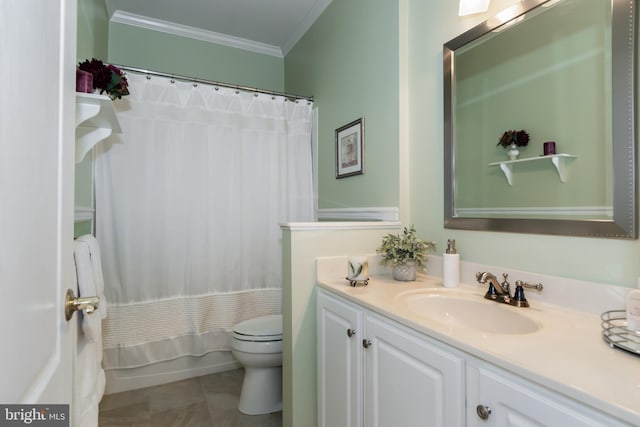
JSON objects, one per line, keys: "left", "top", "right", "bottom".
{"left": 105, "top": 0, "right": 332, "bottom": 57}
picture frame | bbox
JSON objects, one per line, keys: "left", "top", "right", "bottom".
{"left": 336, "top": 118, "right": 364, "bottom": 178}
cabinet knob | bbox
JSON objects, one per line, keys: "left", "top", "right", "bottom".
{"left": 362, "top": 339, "right": 372, "bottom": 349}
{"left": 476, "top": 405, "right": 492, "bottom": 420}
{"left": 346, "top": 328, "right": 356, "bottom": 338}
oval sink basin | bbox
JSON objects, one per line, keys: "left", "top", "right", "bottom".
{"left": 398, "top": 290, "right": 541, "bottom": 335}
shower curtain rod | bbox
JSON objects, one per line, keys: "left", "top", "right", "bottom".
{"left": 114, "top": 65, "right": 314, "bottom": 102}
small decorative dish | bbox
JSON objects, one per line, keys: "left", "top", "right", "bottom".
{"left": 601, "top": 310, "right": 640, "bottom": 356}
{"left": 345, "top": 277, "right": 369, "bottom": 287}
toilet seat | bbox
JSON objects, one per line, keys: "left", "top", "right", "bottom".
{"left": 232, "top": 314, "right": 282, "bottom": 342}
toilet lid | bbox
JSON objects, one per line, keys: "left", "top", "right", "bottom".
{"left": 233, "top": 314, "right": 282, "bottom": 342}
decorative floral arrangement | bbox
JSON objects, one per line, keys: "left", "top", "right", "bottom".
{"left": 377, "top": 226, "right": 435, "bottom": 268}
{"left": 497, "top": 129, "right": 530, "bottom": 148}
{"left": 77, "top": 59, "right": 130, "bottom": 100}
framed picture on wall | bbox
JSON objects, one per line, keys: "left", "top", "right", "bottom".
{"left": 335, "top": 118, "right": 364, "bottom": 179}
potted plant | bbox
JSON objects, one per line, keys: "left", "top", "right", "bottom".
{"left": 377, "top": 225, "right": 435, "bottom": 281}
{"left": 497, "top": 129, "right": 529, "bottom": 160}
{"left": 77, "top": 58, "right": 130, "bottom": 100}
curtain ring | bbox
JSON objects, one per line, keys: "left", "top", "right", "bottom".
{"left": 193, "top": 82, "right": 198, "bottom": 88}
{"left": 170, "top": 79, "right": 175, "bottom": 84}
{"left": 146, "top": 75, "right": 151, "bottom": 80}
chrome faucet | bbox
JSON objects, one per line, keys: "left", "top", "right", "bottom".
{"left": 475, "top": 272, "right": 543, "bottom": 307}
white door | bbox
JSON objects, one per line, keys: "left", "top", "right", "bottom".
{"left": 0, "top": 0, "right": 77, "bottom": 412}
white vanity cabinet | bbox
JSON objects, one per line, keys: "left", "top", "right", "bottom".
{"left": 317, "top": 286, "right": 635, "bottom": 427}
{"left": 466, "top": 358, "right": 630, "bottom": 427}
{"left": 317, "top": 289, "right": 465, "bottom": 427}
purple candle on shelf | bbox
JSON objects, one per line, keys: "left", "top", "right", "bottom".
{"left": 76, "top": 69, "right": 93, "bottom": 93}
{"left": 543, "top": 141, "right": 556, "bottom": 155}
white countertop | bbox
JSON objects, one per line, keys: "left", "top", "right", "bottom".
{"left": 317, "top": 273, "right": 640, "bottom": 426}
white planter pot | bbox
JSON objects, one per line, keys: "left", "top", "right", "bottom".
{"left": 392, "top": 261, "right": 417, "bottom": 281}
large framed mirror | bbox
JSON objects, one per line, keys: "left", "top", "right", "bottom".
{"left": 444, "top": 0, "right": 637, "bottom": 238}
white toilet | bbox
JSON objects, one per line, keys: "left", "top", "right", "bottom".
{"left": 231, "top": 314, "right": 283, "bottom": 415}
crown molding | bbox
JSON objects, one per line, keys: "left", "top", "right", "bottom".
{"left": 110, "top": 10, "right": 284, "bottom": 58}
{"left": 281, "top": 0, "right": 332, "bottom": 55}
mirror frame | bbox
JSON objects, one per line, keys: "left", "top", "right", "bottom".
{"left": 444, "top": 0, "right": 637, "bottom": 238}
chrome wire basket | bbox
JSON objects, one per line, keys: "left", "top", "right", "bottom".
{"left": 601, "top": 310, "right": 640, "bottom": 356}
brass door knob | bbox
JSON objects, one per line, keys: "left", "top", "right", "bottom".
{"left": 64, "top": 288, "right": 100, "bottom": 321}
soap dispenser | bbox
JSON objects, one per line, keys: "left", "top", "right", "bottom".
{"left": 443, "top": 239, "right": 460, "bottom": 288}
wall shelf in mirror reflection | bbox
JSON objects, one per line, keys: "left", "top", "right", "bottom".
{"left": 488, "top": 153, "right": 576, "bottom": 186}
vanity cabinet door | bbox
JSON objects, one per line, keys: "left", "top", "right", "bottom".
{"left": 363, "top": 312, "right": 465, "bottom": 427}
{"left": 317, "top": 290, "right": 364, "bottom": 427}
{"left": 467, "top": 359, "right": 631, "bottom": 427}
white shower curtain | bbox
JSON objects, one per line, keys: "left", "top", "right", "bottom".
{"left": 95, "top": 72, "right": 314, "bottom": 369}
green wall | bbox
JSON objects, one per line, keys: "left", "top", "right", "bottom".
{"left": 108, "top": 23, "right": 284, "bottom": 91}
{"left": 454, "top": 1, "right": 610, "bottom": 213}
{"left": 78, "top": 0, "right": 640, "bottom": 288}
{"left": 77, "top": 0, "right": 109, "bottom": 61}
{"left": 284, "top": 0, "right": 640, "bottom": 288}
{"left": 407, "top": 0, "right": 640, "bottom": 287}
{"left": 76, "top": 0, "right": 109, "bottom": 237}
{"left": 285, "top": 0, "right": 399, "bottom": 209}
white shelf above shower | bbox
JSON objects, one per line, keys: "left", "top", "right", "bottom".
{"left": 75, "top": 93, "right": 122, "bottom": 163}
{"left": 488, "top": 153, "right": 577, "bottom": 186}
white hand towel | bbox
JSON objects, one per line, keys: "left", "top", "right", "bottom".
{"left": 73, "top": 320, "right": 105, "bottom": 427}
{"left": 74, "top": 240, "right": 102, "bottom": 342}
{"left": 72, "top": 248, "right": 106, "bottom": 427}
{"left": 76, "top": 234, "right": 107, "bottom": 319}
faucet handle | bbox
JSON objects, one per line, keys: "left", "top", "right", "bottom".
{"left": 512, "top": 284, "right": 529, "bottom": 307}
{"left": 511, "top": 280, "right": 543, "bottom": 308}
{"left": 515, "top": 280, "right": 543, "bottom": 292}
{"left": 475, "top": 272, "right": 487, "bottom": 282}
{"left": 484, "top": 282, "right": 500, "bottom": 299}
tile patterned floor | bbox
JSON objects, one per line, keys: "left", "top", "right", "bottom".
{"left": 98, "top": 369, "right": 282, "bottom": 427}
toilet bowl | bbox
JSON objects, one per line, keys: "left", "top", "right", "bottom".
{"left": 231, "top": 314, "right": 282, "bottom": 415}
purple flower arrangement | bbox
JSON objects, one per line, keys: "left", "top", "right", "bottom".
{"left": 77, "top": 59, "right": 129, "bottom": 100}
{"left": 497, "top": 130, "right": 530, "bottom": 148}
